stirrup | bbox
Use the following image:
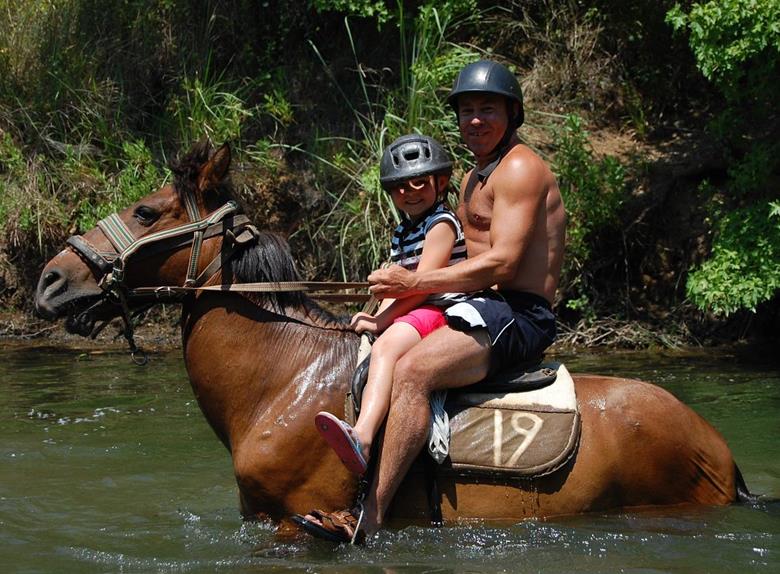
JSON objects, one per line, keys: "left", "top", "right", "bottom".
{"left": 351, "top": 502, "right": 365, "bottom": 545}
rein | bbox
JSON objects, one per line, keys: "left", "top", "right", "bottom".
{"left": 65, "top": 193, "right": 370, "bottom": 363}
{"left": 131, "top": 281, "right": 370, "bottom": 302}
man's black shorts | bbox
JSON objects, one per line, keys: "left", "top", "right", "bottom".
{"left": 444, "top": 290, "right": 556, "bottom": 378}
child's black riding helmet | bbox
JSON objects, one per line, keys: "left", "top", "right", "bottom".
{"left": 379, "top": 134, "right": 452, "bottom": 190}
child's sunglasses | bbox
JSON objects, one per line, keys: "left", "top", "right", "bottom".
{"left": 386, "top": 176, "right": 431, "bottom": 194}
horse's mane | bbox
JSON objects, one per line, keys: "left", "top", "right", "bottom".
{"left": 228, "top": 233, "right": 348, "bottom": 326}
{"left": 230, "top": 231, "right": 306, "bottom": 310}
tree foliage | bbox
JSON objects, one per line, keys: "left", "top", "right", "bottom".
{"left": 668, "top": 0, "right": 780, "bottom": 316}
{"left": 687, "top": 201, "right": 780, "bottom": 315}
{"left": 666, "top": 0, "right": 780, "bottom": 86}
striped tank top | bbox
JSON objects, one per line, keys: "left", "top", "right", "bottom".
{"left": 389, "top": 201, "right": 468, "bottom": 306}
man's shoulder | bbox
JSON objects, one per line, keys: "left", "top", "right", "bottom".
{"left": 494, "top": 143, "right": 552, "bottom": 190}
{"left": 501, "top": 143, "right": 546, "bottom": 172}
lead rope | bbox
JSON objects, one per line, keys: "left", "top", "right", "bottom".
{"left": 115, "top": 282, "right": 148, "bottom": 365}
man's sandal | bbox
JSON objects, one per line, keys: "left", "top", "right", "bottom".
{"left": 291, "top": 507, "right": 366, "bottom": 545}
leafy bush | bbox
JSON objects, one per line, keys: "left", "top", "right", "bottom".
{"left": 687, "top": 201, "right": 780, "bottom": 315}
{"left": 310, "top": 0, "right": 391, "bottom": 23}
{"left": 666, "top": 0, "right": 780, "bottom": 88}
{"left": 668, "top": 0, "right": 780, "bottom": 315}
{"left": 72, "top": 140, "right": 163, "bottom": 231}
{"left": 0, "top": 131, "right": 25, "bottom": 181}
{"left": 553, "top": 114, "right": 626, "bottom": 313}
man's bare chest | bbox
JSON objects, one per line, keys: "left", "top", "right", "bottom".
{"left": 459, "top": 188, "right": 493, "bottom": 233}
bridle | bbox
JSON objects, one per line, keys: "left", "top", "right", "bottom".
{"left": 75, "top": 205, "right": 251, "bottom": 288}
{"left": 65, "top": 191, "right": 257, "bottom": 362}
{"left": 65, "top": 190, "right": 368, "bottom": 363}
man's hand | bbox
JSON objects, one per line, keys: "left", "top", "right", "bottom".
{"left": 368, "top": 265, "right": 419, "bottom": 299}
{"left": 350, "top": 312, "right": 382, "bottom": 334}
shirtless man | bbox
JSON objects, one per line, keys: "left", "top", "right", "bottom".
{"left": 295, "top": 60, "right": 565, "bottom": 543}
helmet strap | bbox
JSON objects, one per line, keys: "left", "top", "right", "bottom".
{"left": 489, "top": 99, "right": 517, "bottom": 154}
{"left": 477, "top": 99, "right": 517, "bottom": 183}
{"left": 477, "top": 133, "right": 513, "bottom": 184}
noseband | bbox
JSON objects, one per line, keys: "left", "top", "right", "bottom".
{"left": 65, "top": 192, "right": 257, "bottom": 362}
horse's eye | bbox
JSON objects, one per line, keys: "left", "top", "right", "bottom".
{"left": 133, "top": 205, "right": 159, "bottom": 226}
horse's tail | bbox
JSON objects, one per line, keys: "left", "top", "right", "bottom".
{"left": 734, "top": 463, "right": 757, "bottom": 503}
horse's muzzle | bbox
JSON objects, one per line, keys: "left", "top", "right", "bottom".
{"left": 64, "top": 308, "right": 99, "bottom": 336}
{"left": 35, "top": 264, "right": 105, "bottom": 327}
{"left": 35, "top": 267, "right": 68, "bottom": 320}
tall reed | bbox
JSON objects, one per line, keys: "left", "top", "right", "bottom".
{"left": 299, "top": 6, "right": 482, "bottom": 280}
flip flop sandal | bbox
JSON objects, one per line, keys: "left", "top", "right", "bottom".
{"left": 314, "top": 411, "right": 368, "bottom": 475}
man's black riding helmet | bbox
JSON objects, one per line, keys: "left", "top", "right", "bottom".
{"left": 447, "top": 60, "right": 524, "bottom": 128}
{"left": 379, "top": 134, "right": 452, "bottom": 189}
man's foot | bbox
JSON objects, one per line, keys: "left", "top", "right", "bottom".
{"left": 291, "top": 508, "right": 366, "bottom": 545}
{"left": 314, "top": 412, "right": 368, "bottom": 475}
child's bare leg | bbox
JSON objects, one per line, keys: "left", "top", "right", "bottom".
{"left": 353, "top": 322, "right": 421, "bottom": 459}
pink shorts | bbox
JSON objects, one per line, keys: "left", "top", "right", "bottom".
{"left": 393, "top": 305, "right": 447, "bottom": 338}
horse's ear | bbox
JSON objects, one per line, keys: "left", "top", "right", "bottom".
{"left": 197, "top": 143, "right": 231, "bottom": 193}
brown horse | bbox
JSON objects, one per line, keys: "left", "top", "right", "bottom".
{"left": 35, "top": 141, "right": 746, "bottom": 529}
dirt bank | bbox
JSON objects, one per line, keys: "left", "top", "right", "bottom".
{"left": 0, "top": 309, "right": 181, "bottom": 353}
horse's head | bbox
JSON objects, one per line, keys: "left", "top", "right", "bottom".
{"left": 35, "top": 141, "right": 248, "bottom": 336}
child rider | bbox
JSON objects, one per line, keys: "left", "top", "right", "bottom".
{"left": 314, "top": 134, "right": 466, "bottom": 474}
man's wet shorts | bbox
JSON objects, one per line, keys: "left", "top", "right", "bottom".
{"left": 444, "top": 290, "right": 556, "bottom": 377}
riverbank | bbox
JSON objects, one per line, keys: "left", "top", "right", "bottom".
{"left": 3, "top": 305, "right": 775, "bottom": 358}
{"left": 0, "top": 309, "right": 181, "bottom": 353}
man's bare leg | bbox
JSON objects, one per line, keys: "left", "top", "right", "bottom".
{"left": 359, "top": 325, "right": 492, "bottom": 534}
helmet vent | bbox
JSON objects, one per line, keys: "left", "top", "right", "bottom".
{"left": 403, "top": 149, "right": 420, "bottom": 162}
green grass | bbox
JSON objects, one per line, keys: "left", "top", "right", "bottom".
{"left": 298, "top": 7, "right": 483, "bottom": 279}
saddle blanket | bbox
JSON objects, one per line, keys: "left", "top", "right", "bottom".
{"left": 441, "top": 362, "right": 580, "bottom": 477}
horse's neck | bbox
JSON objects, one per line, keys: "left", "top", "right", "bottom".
{"left": 180, "top": 294, "right": 358, "bottom": 448}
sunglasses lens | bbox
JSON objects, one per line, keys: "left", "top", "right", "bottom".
{"left": 387, "top": 176, "right": 430, "bottom": 193}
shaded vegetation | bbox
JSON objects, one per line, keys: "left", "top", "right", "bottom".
{"left": 1, "top": 0, "right": 778, "bottom": 346}
{"left": 668, "top": 0, "right": 780, "bottom": 316}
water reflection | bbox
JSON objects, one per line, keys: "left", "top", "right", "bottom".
{"left": 0, "top": 345, "right": 778, "bottom": 573}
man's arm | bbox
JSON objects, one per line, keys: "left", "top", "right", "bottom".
{"left": 368, "top": 151, "right": 547, "bottom": 298}
{"left": 352, "top": 221, "right": 458, "bottom": 333}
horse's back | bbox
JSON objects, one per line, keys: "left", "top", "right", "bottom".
{"left": 573, "top": 374, "right": 737, "bottom": 507}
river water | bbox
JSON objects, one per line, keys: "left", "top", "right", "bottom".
{"left": 1, "top": 343, "right": 778, "bottom": 573}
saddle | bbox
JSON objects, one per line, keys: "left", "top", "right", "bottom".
{"left": 442, "top": 361, "right": 579, "bottom": 477}
{"left": 346, "top": 343, "right": 580, "bottom": 480}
